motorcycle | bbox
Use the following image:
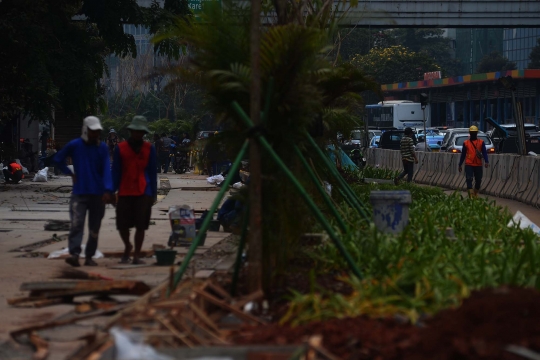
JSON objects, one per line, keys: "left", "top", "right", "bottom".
{"left": 350, "top": 148, "right": 366, "bottom": 169}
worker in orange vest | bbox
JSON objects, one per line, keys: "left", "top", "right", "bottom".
{"left": 2, "top": 160, "right": 24, "bottom": 184}
{"left": 458, "top": 126, "right": 490, "bottom": 198}
{"left": 112, "top": 116, "right": 157, "bottom": 265}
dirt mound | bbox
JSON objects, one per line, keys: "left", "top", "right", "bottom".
{"left": 406, "top": 286, "right": 540, "bottom": 360}
{"left": 233, "top": 286, "right": 540, "bottom": 360}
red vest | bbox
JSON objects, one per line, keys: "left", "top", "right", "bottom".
{"left": 464, "top": 139, "right": 484, "bottom": 167}
{"left": 9, "top": 163, "right": 22, "bottom": 174}
{"left": 118, "top": 141, "right": 151, "bottom": 196}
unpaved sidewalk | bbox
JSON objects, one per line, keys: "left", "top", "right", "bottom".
{"left": 0, "top": 172, "right": 234, "bottom": 359}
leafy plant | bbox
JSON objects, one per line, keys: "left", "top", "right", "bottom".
{"left": 285, "top": 184, "right": 540, "bottom": 325}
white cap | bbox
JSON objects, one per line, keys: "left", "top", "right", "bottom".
{"left": 83, "top": 116, "right": 103, "bottom": 131}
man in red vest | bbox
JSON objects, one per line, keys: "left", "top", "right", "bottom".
{"left": 458, "top": 125, "right": 489, "bottom": 198}
{"left": 2, "top": 160, "right": 24, "bottom": 184}
{"left": 112, "top": 116, "right": 157, "bottom": 264}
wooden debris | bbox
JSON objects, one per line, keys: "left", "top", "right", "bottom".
{"left": 29, "top": 332, "right": 49, "bottom": 360}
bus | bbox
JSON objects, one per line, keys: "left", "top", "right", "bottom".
{"left": 365, "top": 101, "right": 430, "bottom": 130}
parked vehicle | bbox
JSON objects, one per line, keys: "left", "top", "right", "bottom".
{"left": 370, "top": 136, "right": 380, "bottom": 148}
{"left": 485, "top": 118, "right": 540, "bottom": 153}
{"left": 379, "top": 130, "right": 417, "bottom": 150}
{"left": 197, "top": 131, "right": 220, "bottom": 140}
{"left": 417, "top": 134, "right": 444, "bottom": 152}
{"left": 446, "top": 134, "right": 496, "bottom": 154}
{"left": 440, "top": 128, "right": 485, "bottom": 150}
{"left": 365, "top": 101, "right": 430, "bottom": 129}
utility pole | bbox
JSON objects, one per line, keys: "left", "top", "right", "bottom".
{"left": 500, "top": 76, "right": 527, "bottom": 155}
{"left": 248, "top": 0, "right": 262, "bottom": 293}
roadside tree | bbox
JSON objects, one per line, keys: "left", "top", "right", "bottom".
{"left": 351, "top": 45, "right": 441, "bottom": 84}
{"left": 476, "top": 51, "right": 517, "bottom": 73}
{"left": 528, "top": 38, "right": 540, "bottom": 69}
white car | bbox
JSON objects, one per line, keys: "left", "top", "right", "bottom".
{"left": 446, "top": 134, "right": 496, "bottom": 154}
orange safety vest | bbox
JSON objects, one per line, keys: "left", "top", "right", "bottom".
{"left": 9, "top": 163, "right": 24, "bottom": 178}
{"left": 118, "top": 141, "right": 151, "bottom": 196}
{"left": 463, "top": 139, "right": 484, "bottom": 167}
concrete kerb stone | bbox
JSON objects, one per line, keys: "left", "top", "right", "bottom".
{"left": 498, "top": 156, "right": 520, "bottom": 199}
{"left": 503, "top": 156, "right": 523, "bottom": 199}
{"left": 483, "top": 155, "right": 500, "bottom": 196}
{"left": 515, "top": 156, "right": 536, "bottom": 204}
{"left": 415, "top": 152, "right": 429, "bottom": 184}
{"left": 513, "top": 156, "right": 528, "bottom": 203}
{"left": 524, "top": 157, "right": 540, "bottom": 205}
{"left": 428, "top": 153, "right": 442, "bottom": 186}
{"left": 433, "top": 153, "right": 450, "bottom": 187}
{"left": 413, "top": 152, "right": 426, "bottom": 182}
{"left": 492, "top": 155, "right": 510, "bottom": 198}
{"left": 440, "top": 153, "right": 454, "bottom": 189}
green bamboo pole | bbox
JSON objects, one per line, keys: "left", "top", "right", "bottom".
{"left": 304, "top": 132, "right": 370, "bottom": 221}
{"left": 171, "top": 141, "right": 250, "bottom": 292}
{"left": 232, "top": 102, "right": 363, "bottom": 279}
{"left": 230, "top": 204, "right": 249, "bottom": 296}
{"left": 293, "top": 146, "right": 347, "bottom": 233}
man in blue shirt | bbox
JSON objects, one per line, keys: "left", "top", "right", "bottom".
{"left": 54, "top": 116, "right": 113, "bottom": 267}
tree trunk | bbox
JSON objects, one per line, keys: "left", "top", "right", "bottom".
{"left": 247, "top": 0, "right": 263, "bottom": 293}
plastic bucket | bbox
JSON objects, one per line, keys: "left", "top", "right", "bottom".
{"left": 155, "top": 249, "right": 177, "bottom": 266}
{"left": 369, "top": 190, "right": 412, "bottom": 234}
{"left": 209, "top": 220, "right": 220, "bottom": 232}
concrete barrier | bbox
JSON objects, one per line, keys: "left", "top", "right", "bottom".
{"left": 368, "top": 148, "right": 540, "bottom": 207}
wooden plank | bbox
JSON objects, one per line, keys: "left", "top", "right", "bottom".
{"left": 21, "top": 280, "right": 150, "bottom": 294}
{"left": 11, "top": 305, "right": 126, "bottom": 341}
{"left": 194, "top": 289, "right": 266, "bottom": 325}
{"left": 171, "top": 316, "right": 210, "bottom": 346}
{"left": 180, "top": 312, "right": 228, "bottom": 345}
{"left": 207, "top": 283, "right": 232, "bottom": 301}
{"left": 194, "top": 270, "right": 215, "bottom": 279}
{"left": 7, "top": 297, "right": 66, "bottom": 308}
{"left": 188, "top": 302, "right": 221, "bottom": 333}
{"left": 29, "top": 333, "right": 49, "bottom": 360}
{"left": 155, "top": 315, "right": 195, "bottom": 348}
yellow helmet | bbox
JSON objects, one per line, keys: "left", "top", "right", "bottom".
{"left": 469, "top": 125, "right": 479, "bottom": 132}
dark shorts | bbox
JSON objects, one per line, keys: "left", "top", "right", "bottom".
{"left": 116, "top": 196, "right": 153, "bottom": 231}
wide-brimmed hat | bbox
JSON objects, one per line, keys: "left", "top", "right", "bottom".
{"left": 127, "top": 116, "right": 150, "bottom": 133}
{"left": 109, "top": 128, "right": 116, "bottom": 133}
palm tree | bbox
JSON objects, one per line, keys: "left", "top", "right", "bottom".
{"left": 153, "top": 0, "right": 379, "bottom": 291}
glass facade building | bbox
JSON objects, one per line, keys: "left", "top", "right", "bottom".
{"left": 455, "top": 29, "right": 503, "bottom": 75}
{"left": 503, "top": 28, "right": 540, "bottom": 70}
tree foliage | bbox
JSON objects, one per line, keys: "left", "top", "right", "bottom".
{"left": 528, "top": 38, "right": 540, "bottom": 69}
{"left": 155, "top": 0, "right": 380, "bottom": 282}
{"left": 351, "top": 45, "right": 441, "bottom": 85}
{"left": 476, "top": 51, "right": 517, "bottom": 73}
{"left": 340, "top": 28, "right": 461, "bottom": 77}
{"left": 0, "top": 0, "right": 191, "bottom": 128}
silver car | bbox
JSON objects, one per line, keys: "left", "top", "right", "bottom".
{"left": 446, "top": 134, "right": 496, "bottom": 154}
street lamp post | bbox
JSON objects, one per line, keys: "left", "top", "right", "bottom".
{"left": 420, "top": 93, "right": 429, "bottom": 151}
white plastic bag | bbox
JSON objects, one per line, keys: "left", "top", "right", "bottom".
{"left": 33, "top": 167, "right": 48, "bottom": 182}
{"left": 232, "top": 182, "right": 245, "bottom": 189}
{"left": 206, "top": 174, "right": 224, "bottom": 185}
{"left": 508, "top": 211, "right": 540, "bottom": 236}
{"left": 47, "top": 245, "right": 104, "bottom": 259}
{"left": 111, "top": 327, "right": 173, "bottom": 360}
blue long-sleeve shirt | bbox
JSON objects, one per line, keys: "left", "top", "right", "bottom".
{"left": 459, "top": 140, "right": 489, "bottom": 166}
{"left": 112, "top": 143, "right": 158, "bottom": 197}
{"left": 54, "top": 138, "right": 113, "bottom": 195}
